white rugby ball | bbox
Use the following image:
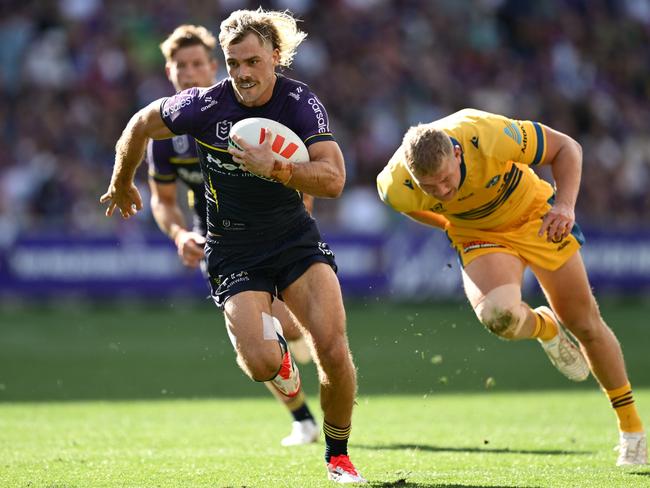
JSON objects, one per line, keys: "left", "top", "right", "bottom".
{"left": 228, "top": 117, "right": 310, "bottom": 164}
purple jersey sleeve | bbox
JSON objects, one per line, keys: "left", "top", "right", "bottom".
{"left": 160, "top": 87, "right": 200, "bottom": 135}
{"left": 146, "top": 139, "right": 176, "bottom": 183}
{"left": 290, "top": 89, "right": 335, "bottom": 148}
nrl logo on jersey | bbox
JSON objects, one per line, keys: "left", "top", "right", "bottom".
{"left": 215, "top": 121, "right": 232, "bottom": 141}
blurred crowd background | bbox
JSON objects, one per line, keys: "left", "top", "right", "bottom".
{"left": 1, "top": 0, "right": 649, "bottom": 243}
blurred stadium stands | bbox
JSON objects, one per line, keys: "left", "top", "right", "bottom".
{"left": 1, "top": 0, "right": 650, "bottom": 299}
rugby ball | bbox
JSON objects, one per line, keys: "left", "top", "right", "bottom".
{"left": 228, "top": 117, "right": 310, "bottom": 164}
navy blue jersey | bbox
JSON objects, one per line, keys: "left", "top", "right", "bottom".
{"left": 160, "top": 74, "right": 335, "bottom": 240}
{"left": 146, "top": 135, "right": 207, "bottom": 236}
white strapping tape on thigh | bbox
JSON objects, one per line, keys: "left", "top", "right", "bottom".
{"left": 225, "top": 312, "right": 284, "bottom": 350}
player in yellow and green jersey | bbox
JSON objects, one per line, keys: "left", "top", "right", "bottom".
{"left": 377, "top": 108, "right": 647, "bottom": 466}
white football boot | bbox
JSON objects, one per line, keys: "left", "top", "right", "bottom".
{"left": 535, "top": 306, "right": 590, "bottom": 382}
{"left": 269, "top": 328, "right": 302, "bottom": 397}
{"left": 326, "top": 455, "right": 367, "bottom": 484}
{"left": 270, "top": 349, "right": 301, "bottom": 397}
{"left": 281, "top": 419, "right": 319, "bottom": 447}
{"left": 616, "top": 431, "right": 648, "bottom": 466}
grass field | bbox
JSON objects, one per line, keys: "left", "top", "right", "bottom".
{"left": 1, "top": 298, "right": 649, "bottom": 486}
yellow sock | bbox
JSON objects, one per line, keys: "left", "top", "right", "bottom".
{"left": 606, "top": 383, "right": 644, "bottom": 433}
{"left": 531, "top": 310, "right": 558, "bottom": 341}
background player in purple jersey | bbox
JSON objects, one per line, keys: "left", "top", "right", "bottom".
{"left": 147, "top": 24, "right": 319, "bottom": 447}
{"left": 101, "top": 9, "right": 365, "bottom": 483}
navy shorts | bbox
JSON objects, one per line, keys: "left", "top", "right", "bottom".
{"left": 205, "top": 219, "right": 337, "bottom": 309}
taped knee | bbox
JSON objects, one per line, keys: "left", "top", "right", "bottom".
{"left": 473, "top": 285, "right": 526, "bottom": 339}
{"left": 230, "top": 313, "right": 287, "bottom": 381}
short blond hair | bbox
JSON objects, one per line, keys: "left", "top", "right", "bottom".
{"left": 160, "top": 24, "right": 217, "bottom": 63}
{"left": 402, "top": 124, "right": 454, "bottom": 176}
{"left": 219, "top": 8, "right": 307, "bottom": 68}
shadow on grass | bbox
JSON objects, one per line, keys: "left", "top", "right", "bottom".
{"left": 370, "top": 481, "right": 541, "bottom": 488}
{"left": 357, "top": 443, "right": 590, "bottom": 456}
{"left": 629, "top": 471, "right": 650, "bottom": 477}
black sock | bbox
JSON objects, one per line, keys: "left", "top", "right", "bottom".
{"left": 291, "top": 402, "right": 315, "bottom": 422}
{"left": 323, "top": 421, "right": 350, "bottom": 462}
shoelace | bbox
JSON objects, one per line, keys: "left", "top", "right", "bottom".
{"left": 557, "top": 337, "right": 578, "bottom": 364}
{"left": 617, "top": 439, "right": 639, "bottom": 455}
{"left": 615, "top": 436, "right": 646, "bottom": 461}
{"left": 330, "top": 455, "right": 358, "bottom": 475}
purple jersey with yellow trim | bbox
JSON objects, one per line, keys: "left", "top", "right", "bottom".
{"left": 146, "top": 135, "right": 207, "bottom": 236}
{"left": 377, "top": 109, "right": 552, "bottom": 231}
{"left": 160, "top": 74, "right": 334, "bottom": 239}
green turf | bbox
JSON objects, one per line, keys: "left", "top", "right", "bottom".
{"left": 1, "top": 298, "right": 649, "bottom": 486}
{"left": 1, "top": 392, "right": 649, "bottom": 487}
{"left": 0, "top": 298, "right": 648, "bottom": 400}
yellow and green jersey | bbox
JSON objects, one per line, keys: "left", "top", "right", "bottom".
{"left": 377, "top": 108, "right": 553, "bottom": 231}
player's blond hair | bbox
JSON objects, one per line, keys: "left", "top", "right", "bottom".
{"left": 160, "top": 24, "right": 217, "bottom": 63}
{"left": 219, "top": 8, "right": 307, "bottom": 68}
{"left": 402, "top": 124, "right": 454, "bottom": 176}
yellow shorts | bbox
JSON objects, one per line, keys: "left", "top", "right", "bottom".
{"left": 446, "top": 200, "right": 585, "bottom": 271}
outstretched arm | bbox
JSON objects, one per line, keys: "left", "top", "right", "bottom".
{"left": 100, "top": 99, "right": 174, "bottom": 219}
{"left": 404, "top": 210, "right": 450, "bottom": 230}
{"left": 537, "top": 125, "right": 582, "bottom": 242}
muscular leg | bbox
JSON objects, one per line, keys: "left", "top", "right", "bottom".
{"left": 463, "top": 251, "right": 590, "bottom": 383}
{"left": 223, "top": 290, "right": 284, "bottom": 381}
{"left": 263, "top": 299, "right": 318, "bottom": 445}
{"left": 272, "top": 299, "right": 313, "bottom": 364}
{"left": 532, "top": 253, "right": 646, "bottom": 464}
{"left": 462, "top": 252, "right": 537, "bottom": 339}
{"left": 223, "top": 291, "right": 316, "bottom": 445}
{"left": 531, "top": 253, "right": 628, "bottom": 390}
{"left": 272, "top": 299, "right": 307, "bottom": 341}
{"left": 281, "top": 262, "right": 356, "bottom": 429}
